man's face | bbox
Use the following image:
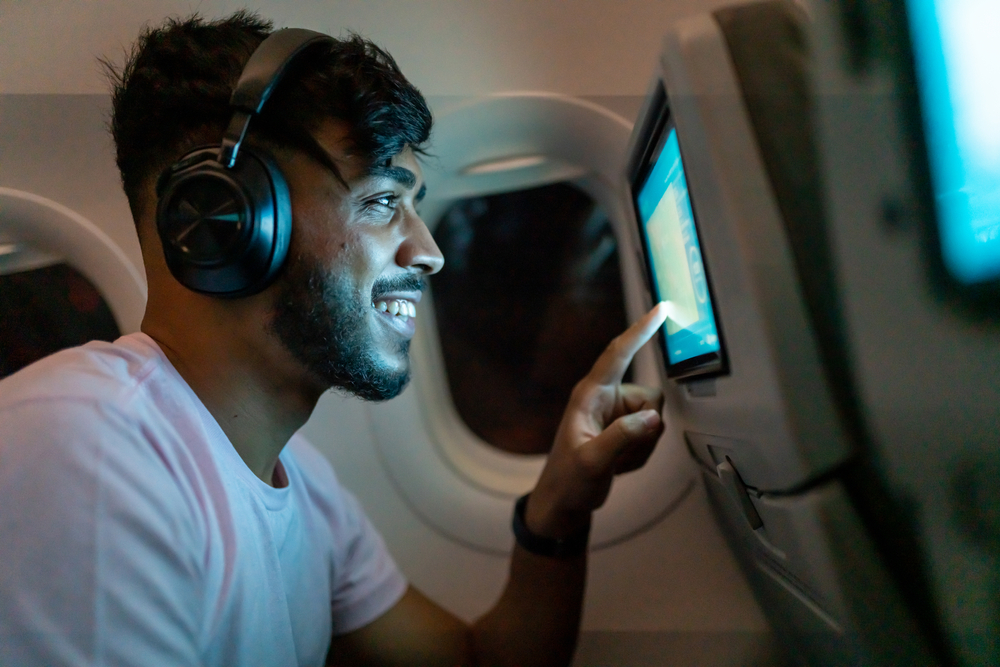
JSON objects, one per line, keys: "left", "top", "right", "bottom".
{"left": 268, "top": 119, "right": 443, "bottom": 401}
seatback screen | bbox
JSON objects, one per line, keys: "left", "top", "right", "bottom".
{"left": 634, "top": 117, "right": 725, "bottom": 378}
{"left": 907, "top": 0, "right": 1000, "bottom": 285}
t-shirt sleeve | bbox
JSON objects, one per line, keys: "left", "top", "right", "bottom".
{"left": 0, "top": 399, "right": 206, "bottom": 667}
{"left": 286, "top": 438, "right": 408, "bottom": 635}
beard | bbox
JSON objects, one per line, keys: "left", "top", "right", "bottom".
{"left": 269, "top": 254, "right": 421, "bottom": 402}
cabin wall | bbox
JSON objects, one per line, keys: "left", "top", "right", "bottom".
{"left": 1, "top": 0, "right": 745, "bottom": 96}
{"left": 0, "top": 95, "right": 142, "bottom": 279}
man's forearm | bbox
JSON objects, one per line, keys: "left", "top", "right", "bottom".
{"left": 471, "top": 545, "right": 587, "bottom": 667}
{"left": 465, "top": 305, "right": 671, "bottom": 666}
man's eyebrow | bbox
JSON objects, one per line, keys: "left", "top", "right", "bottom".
{"left": 416, "top": 184, "right": 427, "bottom": 203}
{"left": 369, "top": 163, "right": 416, "bottom": 189}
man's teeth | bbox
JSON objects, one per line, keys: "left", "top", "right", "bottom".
{"left": 373, "top": 299, "right": 416, "bottom": 319}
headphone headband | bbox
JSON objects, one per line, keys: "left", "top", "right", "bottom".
{"left": 219, "top": 28, "right": 334, "bottom": 168}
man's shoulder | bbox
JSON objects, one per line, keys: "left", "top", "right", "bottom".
{"left": 0, "top": 334, "right": 164, "bottom": 413}
{"left": 0, "top": 335, "right": 220, "bottom": 530}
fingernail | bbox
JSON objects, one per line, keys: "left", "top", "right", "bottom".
{"left": 632, "top": 409, "right": 660, "bottom": 431}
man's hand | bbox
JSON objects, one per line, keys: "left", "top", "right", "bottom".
{"left": 329, "top": 304, "right": 670, "bottom": 667}
{"left": 526, "top": 303, "right": 669, "bottom": 539}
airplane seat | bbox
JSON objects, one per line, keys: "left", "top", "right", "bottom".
{"left": 0, "top": 187, "right": 146, "bottom": 377}
{"left": 626, "top": 0, "right": 941, "bottom": 663}
{"left": 714, "top": 0, "right": 846, "bottom": 380}
{"left": 808, "top": 1, "right": 1000, "bottom": 664}
{"left": 716, "top": 3, "right": 937, "bottom": 662}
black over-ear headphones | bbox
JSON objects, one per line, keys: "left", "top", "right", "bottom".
{"left": 155, "top": 28, "right": 334, "bottom": 298}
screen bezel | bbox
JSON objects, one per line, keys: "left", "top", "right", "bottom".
{"left": 628, "top": 87, "right": 729, "bottom": 381}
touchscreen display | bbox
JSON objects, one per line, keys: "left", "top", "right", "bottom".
{"left": 907, "top": 0, "right": 1000, "bottom": 284}
{"left": 635, "top": 123, "right": 722, "bottom": 372}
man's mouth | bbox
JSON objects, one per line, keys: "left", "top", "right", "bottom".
{"left": 372, "top": 299, "right": 417, "bottom": 328}
{"left": 373, "top": 298, "right": 417, "bottom": 322}
{"left": 370, "top": 275, "right": 424, "bottom": 333}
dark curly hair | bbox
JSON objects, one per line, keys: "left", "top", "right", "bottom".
{"left": 104, "top": 10, "right": 432, "bottom": 220}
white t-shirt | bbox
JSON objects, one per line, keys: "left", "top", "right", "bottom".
{"left": 0, "top": 333, "right": 407, "bottom": 667}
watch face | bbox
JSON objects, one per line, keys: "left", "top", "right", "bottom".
{"left": 164, "top": 176, "right": 249, "bottom": 265}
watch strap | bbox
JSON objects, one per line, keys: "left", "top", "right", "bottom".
{"left": 512, "top": 493, "right": 590, "bottom": 558}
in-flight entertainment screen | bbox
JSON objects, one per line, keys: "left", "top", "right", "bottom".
{"left": 907, "top": 0, "right": 1000, "bottom": 286}
{"left": 634, "top": 114, "right": 725, "bottom": 379}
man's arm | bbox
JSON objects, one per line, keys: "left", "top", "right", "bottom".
{"left": 328, "top": 303, "right": 669, "bottom": 667}
{"left": 0, "top": 400, "right": 205, "bottom": 667}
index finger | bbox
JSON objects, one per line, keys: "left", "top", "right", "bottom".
{"left": 587, "top": 302, "right": 668, "bottom": 385}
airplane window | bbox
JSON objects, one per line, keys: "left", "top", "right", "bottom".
{"left": 0, "top": 263, "right": 121, "bottom": 379}
{"left": 431, "top": 183, "right": 630, "bottom": 455}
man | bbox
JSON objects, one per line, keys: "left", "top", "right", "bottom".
{"left": 0, "top": 11, "right": 668, "bottom": 666}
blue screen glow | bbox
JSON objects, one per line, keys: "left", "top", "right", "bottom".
{"left": 637, "top": 128, "right": 721, "bottom": 367}
{"left": 907, "top": 0, "right": 1000, "bottom": 284}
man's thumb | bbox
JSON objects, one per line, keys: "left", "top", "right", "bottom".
{"left": 588, "top": 409, "right": 661, "bottom": 469}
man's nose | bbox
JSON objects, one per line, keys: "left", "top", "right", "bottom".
{"left": 397, "top": 213, "right": 445, "bottom": 275}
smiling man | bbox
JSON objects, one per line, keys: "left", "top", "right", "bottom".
{"left": 0, "top": 11, "right": 668, "bottom": 667}
{"left": 267, "top": 137, "right": 434, "bottom": 405}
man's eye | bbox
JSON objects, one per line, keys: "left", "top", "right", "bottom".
{"left": 366, "top": 195, "right": 398, "bottom": 211}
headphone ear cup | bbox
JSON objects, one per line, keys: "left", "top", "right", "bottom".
{"left": 155, "top": 146, "right": 292, "bottom": 298}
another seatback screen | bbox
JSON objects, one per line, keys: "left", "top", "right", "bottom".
{"left": 635, "top": 117, "right": 725, "bottom": 378}
{"left": 907, "top": 0, "right": 1000, "bottom": 285}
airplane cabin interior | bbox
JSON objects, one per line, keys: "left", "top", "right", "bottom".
{"left": 1, "top": 0, "right": 997, "bottom": 665}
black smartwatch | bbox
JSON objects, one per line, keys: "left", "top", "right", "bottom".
{"left": 512, "top": 493, "right": 591, "bottom": 558}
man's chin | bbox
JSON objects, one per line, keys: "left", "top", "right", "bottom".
{"left": 337, "top": 367, "right": 411, "bottom": 402}
{"left": 270, "top": 257, "right": 415, "bottom": 402}
{"left": 324, "top": 344, "right": 411, "bottom": 402}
